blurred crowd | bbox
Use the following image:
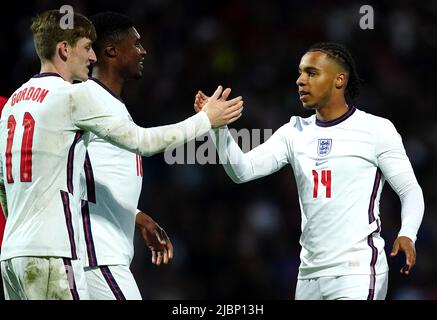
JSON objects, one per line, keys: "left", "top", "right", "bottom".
{"left": 1, "top": 0, "right": 436, "bottom": 299}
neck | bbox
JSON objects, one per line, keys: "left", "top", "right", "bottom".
{"left": 92, "top": 65, "right": 124, "bottom": 96}
{"left": 315, "top": 96, "right": 349, "bottom": 121}
{"left": 40, "top": 61, "right": 73, "bottom": 83}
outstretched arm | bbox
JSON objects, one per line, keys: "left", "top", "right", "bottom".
{"left": 212, "top": 126, "right": 289, "bottom": 183}
{"left": 136, "top": 211, "right": 173, "bottom": 266}
{"left": 195, "top": 89, "right": 289, "bottom": 183}
{"left": 71, "top": 84, "right": 243, "bottom": 157}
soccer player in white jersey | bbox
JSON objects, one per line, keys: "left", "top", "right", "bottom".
{"left": 0, "top": 10, "right": 243, "bottom": 300}
{"left": 194, "top": 42, "right": 424, "bottom": 300}
{"left": 80, "top": 12, "right": 173, "bottom": 300}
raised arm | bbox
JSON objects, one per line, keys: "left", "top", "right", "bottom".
{"left": 212, "top": 125, "right": 289, "bottom": 183}
{"left": 71, "top": 84, "right": 243, "bottom": 157}
{"left": 195, "top": 89, "right": 289, "bottom": 183}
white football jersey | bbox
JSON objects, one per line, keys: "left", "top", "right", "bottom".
{"left": 80, "top": 78, "right": 142, "bottom": 266}
{"left": 0, "top": 73, "right": 211, "bottom": 262}
{"left": 214, "top": 106, "right": 416, "bottom": 279}
{"left": 0, "top": 73, "right": 88, "bottom": 260}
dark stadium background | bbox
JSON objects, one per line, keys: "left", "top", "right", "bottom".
{"left": 0, "top": 0, "right": 436, "bottom": 300}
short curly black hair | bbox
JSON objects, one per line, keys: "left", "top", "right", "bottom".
{"left": 90, "top": 11, "right": 134, "bottom": 55}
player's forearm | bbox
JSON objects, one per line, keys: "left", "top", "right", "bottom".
{"left": 76, "top": 110, "right": 211, "bottom": 157}
{"left": 71, "top": 82, "right": 211, "bottom": 156}
{"left": 387, "top": 171, "right": 424, "bottom": 242}
{"left": 212, "top": 127, "right": 282, "bottom": 183}
{"left": 398, "top": 182, "right": 424, "bottom": 243}
{"left": 139, "top": 111, "right": 211, "bottom": 156}
{"left": 135, "top": 210, "right": 154, "bottom": 229}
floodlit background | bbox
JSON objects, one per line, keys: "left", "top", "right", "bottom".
{"left": 1, "top": 0, "right": 436, "bottom": 299}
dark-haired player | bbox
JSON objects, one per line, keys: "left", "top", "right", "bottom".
{"left": 195, "top": 43, "right": 424, "bottom": 300}
{"left": 0, "top": 10, "right": 242, "bottom": 300}
{"left": 80, "top": 12, "right": 173, "bottom": 300}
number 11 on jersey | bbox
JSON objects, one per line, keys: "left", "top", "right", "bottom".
{"left": 312, "top": 169, "right": 331, "bottom": 198}
{"left": 5, "top": 113, "right": 35, "bottom": 183}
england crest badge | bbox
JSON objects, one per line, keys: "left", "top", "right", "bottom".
{"left": 317, "top": 138, "right": 332, "bottom": 157}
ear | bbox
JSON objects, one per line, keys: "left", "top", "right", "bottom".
{"left": 57, "top": 41, "right": 68, "bottom": 62}
{"left": 104, "top": 44, "right": 117, "bottom": 58}
{"left": 335, "top": 72, "right": 347, "bottom": 90}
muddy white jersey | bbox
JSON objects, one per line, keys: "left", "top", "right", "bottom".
{"left": 0, "top": 73, "right": 88, "bottom": 260}
{"left": 80, "top": 78, "right": 142, "bottom": 266}
{"left": 0, "top": 73, "right": 211, "bottom": 262}
{"left": 214, "top": 107, "right": 418, "bottom": 278}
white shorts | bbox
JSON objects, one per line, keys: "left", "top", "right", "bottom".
{"left": 1, "top": 257, "right": 89, "bottom": 300}
{"left": 295, "top": 272, "right": 388, "bottom": 300}
{"left": 84, "top": 265, "right": 141, "bottom": 300}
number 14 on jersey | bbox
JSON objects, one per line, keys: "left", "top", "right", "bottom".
{"left": 312, "top": 169, "right": 331, "bottom": 198}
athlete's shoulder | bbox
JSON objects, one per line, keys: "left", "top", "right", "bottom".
{"left": 354, "top": 107, "right": 397, "bottom": 130}
{"left": 29, "top": 73, "right": 71, "bottom": 89}
{"left": 23, "top": 74, "right": 72, "bottom": 99}
{"left": 70, "top": 80, "right": 96, "bottom": 99}
{"left": 3, "top": 75, "right": 70, "bottom": 112}
{"left": 288, "top": 114, "right": 316, "bottom": 131}
{"left": 77, "top": 78, "right": 113, "bottom": 99}
{"left": 79, "top": 78, "right": 97, "bottom": 89}
{"left": 70, "top": 80, "right": 118, "bottom": 119}
{"left": 85, "top": 77, "right": 125, "bottom": 106}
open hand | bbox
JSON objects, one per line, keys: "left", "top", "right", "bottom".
{"left": 137, "top": 212, "right": 174, "bottom": 266}
{"left": 197, "top": 86, "right": 243, "bottom": 128}
{"left": 390, "top": 236, "right": 416, "bottom": 275}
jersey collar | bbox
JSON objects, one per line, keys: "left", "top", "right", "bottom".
{"left": 315, "top": 106, "right": 356, "bottom": 127}
{"left": 32, "top": 72, "right": 63, "bottom": 79}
